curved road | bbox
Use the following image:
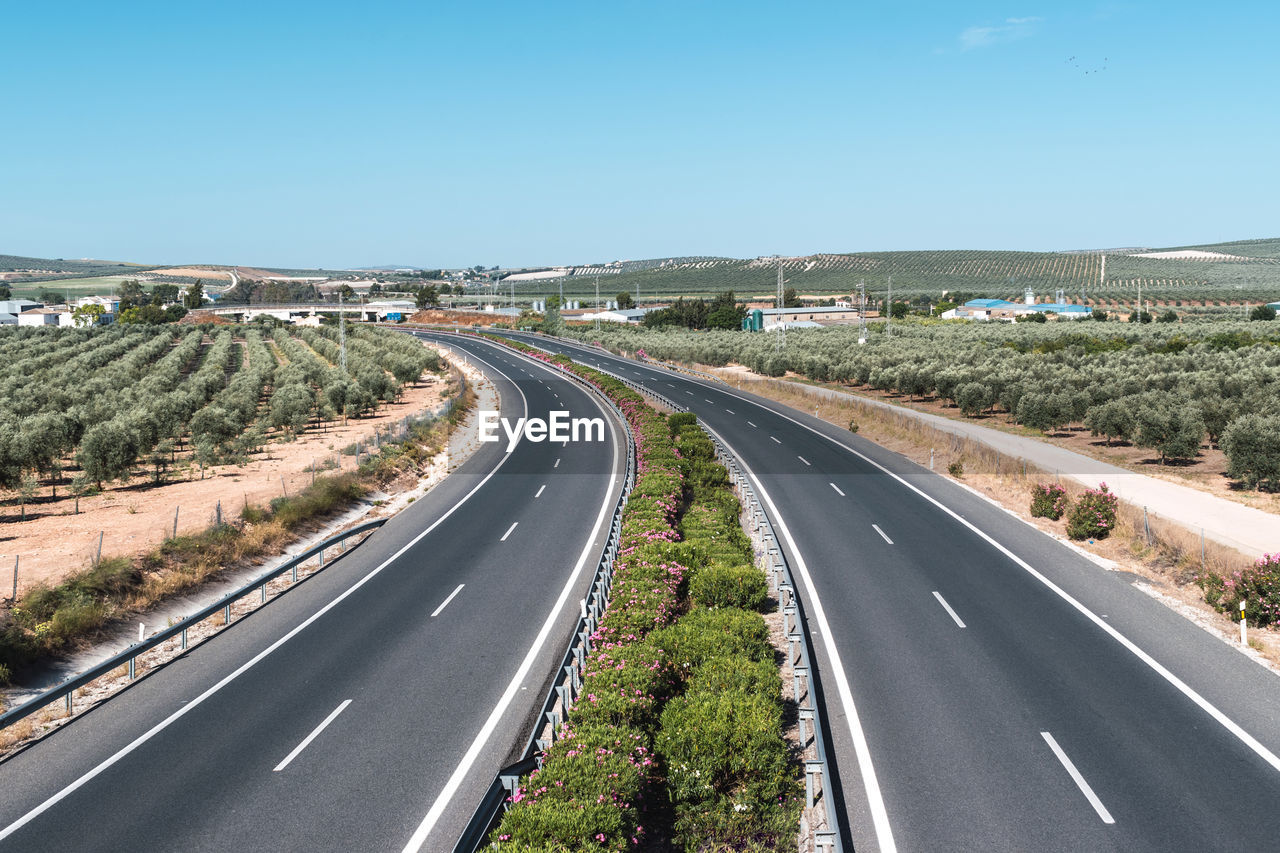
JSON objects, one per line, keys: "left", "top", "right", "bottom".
{"left": 0, "top": 333, "right": 625, "bottom": 852}
{"left": 505, "top": 330, "right": 1280, "bottom": 853}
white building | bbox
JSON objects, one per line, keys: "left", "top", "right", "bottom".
{"left": 18, "top": 307, "right": 74, "bottom": 327}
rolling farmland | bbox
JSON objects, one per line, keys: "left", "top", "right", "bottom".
{"left": 527, "top": 238, "right": 1280, "bottom": 306}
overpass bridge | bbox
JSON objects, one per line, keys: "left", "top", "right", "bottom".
{"left": 206, "top": 301, "right": 416, "bottom": 324}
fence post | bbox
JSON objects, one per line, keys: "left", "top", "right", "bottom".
{"left": 11, "top": 556, "right": 17, "bottom": 601}
{"left": 95, "top": 531, "right": 103, "bottom": 567}
{"left": 173, "top": 506, "right": 179, "bottom": 539}
{"left": 216, "top": 500, "right": 222, "bottom": 527}
{"left": 1143, "top": 506, "right": 1152, "bottom": 545}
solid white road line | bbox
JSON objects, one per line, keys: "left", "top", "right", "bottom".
{"left": 1041, "top": 732, "right": 1115, "bottom": 824}
{"left": 830, "top": 483, "right": 846, "bottom": 497}
{"left": 274, "top": 700, "right": 353, "bottom": 772}
{"left": 697, "top": 419, "right": 898, "bottom": 853}
{"left": 499, "top": 522, "right": 518, "bottom": 542}
{"left": 0, "top": 340, "right": 533, "bottom": 845}
{"left": 770, "top": 436, "right": 781, "bottom": 444}
{"left": 708, "top": 380, "right": 1280, "bottom": 776}
{"left": 430, "top": 584, "right": 465, "bottom": 618}
{"left": 400, "top": 384, "right": 623, "bottom": 852}
{"left": 873, "top": 524, "right": 894, "bottom": 545}
{"left": 932, "top": 591, "right": 966, "bottom": 628}
{"left": 798, "top": 456, "right": 811, "bottom": 466}
{"left": 534, "top": 484, "right": 546, "bottom": 498}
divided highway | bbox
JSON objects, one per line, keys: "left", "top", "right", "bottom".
{"left": 504, "top": 331, "right": 1280, "bottom": 852}
{"left": 0, "top": 333, "right": 625, "bottom": 852}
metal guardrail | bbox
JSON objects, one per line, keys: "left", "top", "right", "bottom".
{"left": 0, "top": 518, "right": 386, "bottom": 731}
{"left": 498, "top": 333, "right": 845, "bottom": 853}
{"left": 444, "top": 331, "right": 640, "bottom": 850}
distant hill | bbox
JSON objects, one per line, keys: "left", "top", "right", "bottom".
{"left": 0, "top": 254, "right": 152, "bottom": 281}
{"left": 532, "top": 241, "right": 1280, "bottom": 304}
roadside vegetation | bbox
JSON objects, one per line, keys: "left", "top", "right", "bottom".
{"left": 0, "top": 342, "right": 466, "bottom": 687}
{"left": 481, "top": 336, "right": 800, "bottom": 851}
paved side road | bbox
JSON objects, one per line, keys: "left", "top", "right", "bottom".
{"left": 722, "top": 374, "right": 1280, "bottom": 558}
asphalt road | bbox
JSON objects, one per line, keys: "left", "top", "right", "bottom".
{"left": 0, "top": 333, "right": 625, "bottom": 852}
{"left": 505, "top": 331, "right": 1280, "bottom": 853}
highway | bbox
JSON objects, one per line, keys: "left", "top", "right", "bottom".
{"left": 0, "top": 333, "right": 626, "bottom": 852}
{"left": 503, "top": 331, "right": 1280, "bottom": 852}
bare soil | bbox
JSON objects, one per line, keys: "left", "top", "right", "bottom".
{"left": 0, "top": 376, "right": 450, "bottom": 595}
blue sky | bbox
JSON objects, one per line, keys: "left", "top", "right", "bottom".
{"left": 3, "top": 1, "right": 1277, "bottom": 268}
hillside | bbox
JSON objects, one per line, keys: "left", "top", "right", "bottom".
{"left": 0, "top": 254, "right": 151, "bottom": 281}
{"left": 530, "top": 241, "right": 1280, "bottom": 305}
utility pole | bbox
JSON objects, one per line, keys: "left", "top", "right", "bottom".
{"left": 858, "top": 279, "right": 867, "bottom": 345}
{"left": 885, "top": 275, "right": 892, "bottom": 339}
{"left": 775, "top": 256, "right": 785, "bottom": 350}
{"left": 338, "top": 290, "right": 347, "bottom": 374}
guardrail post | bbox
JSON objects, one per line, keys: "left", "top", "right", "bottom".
{"left": 181, "top": 627, "right": 188, "bottom": 650}
{"left": 319, "top": 548, "right": 325, "bottom": 567}
{"left": 128, "top": 656, "right": 136, "bottom": 680}
{"left": 794, "top": 666, "right": 810, "bottom": 707}
{"left": 805, "top": 760, "right": 823, "bottom": 808}
{"left": 784, "top": 605, "right": 797, "bottom": 635}
{"left": 799, "top": 708, "right": 814, "bottom": 748}
{"left": 223, "top": 604, "right": 231, "bottom": 625}
{"left": 260, "top": 583, "right": 266, "bottom": 604}
{"left": 815, "top": 831, "right": 838, "bottom": 853}
{"left": 65, "top": 692, "right": 73, "bottom": 715}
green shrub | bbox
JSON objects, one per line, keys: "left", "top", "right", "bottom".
{"left": 947, "top": 460, "right": 964, "bottom": 477}
{"left": 686, "top": 654, "right": 781, "bottom": 705}
{"left": 1198, "top": 554, "right": 1280, "bottom": 627}
{"left": 1066, "top": 482, "right": 1118, "bottom": 540}
{"left": 648, "top": 607, "right": 772, "bottom": 676}
{"left": 656, "top": 688, "right": 798, "bottom": 846}
{"left": 1030, "top": 483, "right": 1068, "bottom": 520}
{"left": 690, "top": 562, "right": 769, "bottom": 611}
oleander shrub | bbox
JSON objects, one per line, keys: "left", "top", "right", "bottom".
{"left": 491, "top": 723, "right": 652, "bottom": 851}
{"left": 657, "top": 687, "right": 798, "bottom": 846}
{"left": 1066, "top": 482, "right": 1118, "bottom": 540}
{"left": 1198, "top": 554, "right": 1280, "bottom": 627}
{"left": 686, "top": 654, "right": 782, "bottom": 704}
{"left": 691, "top": 561, "right": 769, "bottom": 611}
{"left": 1030, "top": 483, "right": 1069, "bottom": 520}
{"left": 649, "top": 607, "right": 772, "bottom": 676}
